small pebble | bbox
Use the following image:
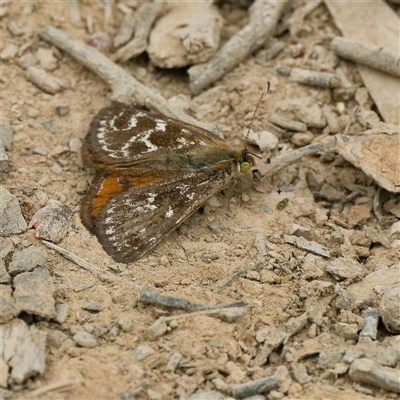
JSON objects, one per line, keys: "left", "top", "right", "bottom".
{"left": 42, "top": 121, "right": 56, "bottom": 134}
{"left": 360, "top": 308, "right": 379, "bottom": 339}
{"left": 18, "top": 52, "right": 38, "bottom": 69}
{"left": 118, "top": 315, "right": 133, "bottom": 332}
{"left": 51, "top": 163, "right": 63, "bottom": 174}
{"left": 0, "top": 122, "right": 13, "bottom": 150}
{"left": 208, "top": 222, "right": 223, "bottom": 234}
{"left": 82, "top": 300, "right": 102, "bottom": 313}
{"left": 73, "top": 331, "right": 98, "bottom": 348}
{"left": 55, "top": 303, "right": 69, "bottom": 324}
{"left": 132, "top": 345, "right": 154, "bottom": 361}
{"left": 347, "top": 204, "right": 371, "bottom": 227}
{"left": 0, "top": 44, "right": 18, "bottom": 60}
{"left": 56, "top": 103, "right": 70, "bottom": 116}
{"left": 291, "top": 131, "right": 314, "bottom": 147}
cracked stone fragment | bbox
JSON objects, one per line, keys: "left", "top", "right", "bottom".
{"left": 0, "top": 285, "right": 20, "bottom": 323}
{"left": 0, "top": 356, "right": 9, "bottom": 388}
{"left": 0, "top": 319, "right": 47, "bottom": 384}
{"left": 379, "top": 284, "right": 400, "bottom": 334}
{"left": 0, "top": 258, "right": 10, "bottom": 284}
{"left": 327, "top": 257, "right": 365, "bottom": 281}
{"left": 72, "top": 331, "right": 98, "bottom": 348}
{"left": 148, "top": 3, "right": 222, "bottom": 68}
{"left": 13, "top": 266, "right": 56, "bottom": 319}
{"left": 0, "top": 186, "right": 27, "bottom": 236}
{"left": 336, "top": 134, "right": 400, "bottom": 193}
{"left": 8, "top": 246, "right": 47, "bottom": 275}
{"left": 29, "top": 204, "right": 72, "bottom": 243}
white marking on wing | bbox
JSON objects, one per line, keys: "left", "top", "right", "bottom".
{"left": 165, "top": 206, "right": 174, "bottom": 218}
{"left": 138, "top": 129, "right": 158, "bottom": 152}
{"left": 155, "top": 121, "right": 166, "bottom": 132}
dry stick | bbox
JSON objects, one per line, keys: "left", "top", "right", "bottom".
{"left": 112, "top": 2, "right": 166, "bottom": 62}
{"left": 331, "top": 37, "right": 400, "bottom": 78}
{"left": 41, "top": 240, "right": 105, "bottom": 274}
{"left": 261, "top": 136, "right": 336, "bottom": 180}
{"left": 277, "top": 65, "right": 342, "bottom": 88}
{"left": 139, "top": 287, "right": 245, "bottom": 311}
{"left": 37, "top": 26, "right": 211, "bottom": 130}
{"left": 215, "top": 265, "right": 252, "bottom": 293}
{"left": 188, "top": 0, "right": 289, "bottom": 95}
{"left": 28, "top": 380, "right": 80, "bottom": 398}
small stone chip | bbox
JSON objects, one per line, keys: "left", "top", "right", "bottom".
{"left": 72, "top": 331, "right": 98, "bottom": 348}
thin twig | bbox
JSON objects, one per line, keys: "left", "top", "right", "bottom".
{"left": 260, "top": 136, "right": 336, "bottom": 180}
{"left": 188, "top": 0, "right": 289, "bottom": 94}
{"left": 28, "top": 379, "right": 80, "bottom": 397}
{"left": 215, "top": 265, "right": 252, "bottom": 293}
{"left": 41, "top": 240, "right": 105, "bottom": 274}
{"left": 37, "top": 26, "right": 212, "bottom": 130}
{"left": 138, "top": 287, "right": 246, "bottom": 311}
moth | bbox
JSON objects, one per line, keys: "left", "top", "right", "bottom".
{"left": 80, "top": 105, "right": 261, "bottom": 263}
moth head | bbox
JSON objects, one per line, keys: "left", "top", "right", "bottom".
{"left": 238, "top": 150, "right": 253, "bottom": 174}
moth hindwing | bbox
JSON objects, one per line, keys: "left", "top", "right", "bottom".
{"left": 80, "top": 106, "right": 252, "bottom": 263}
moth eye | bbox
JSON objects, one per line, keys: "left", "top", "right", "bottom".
{"left": 240, "top": 161, "right": 251, "bottom": 174}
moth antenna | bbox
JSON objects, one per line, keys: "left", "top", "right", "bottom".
{"left": 245, "top": 81, "right": 270, "bottom": 145}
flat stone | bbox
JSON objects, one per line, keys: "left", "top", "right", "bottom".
{"left": 0, "top": 122, "right": 13, "bottom": 150}
{"left": 188, "top": 391, "right": 225, "bottom": 400}
{"left": 347, "top": 204, "right": 371, "bottom": 227}
{"left": 118, "top": 315, "right": 133, "bottom": 332}
{"left": 291, "top": 363, "right": 311, "bottom": 384}
{"left": 0, "top": 285, "right": 20, "bottom": 323}
{"left": 347, "top": 264, "right": 400, "bottom": 308}
{"left": 334, "top": 322, "right": 359, "bottom": 340}
{"left": 55, "top": 303, "right": 69, "bottom": 324}
{"left": 0, "top": 44, "right": 18, "bottom": 60}
{"left": 0, "top": 356, "right": 9, "bottom": 388}
{"left": 13, "top": 266, "right": 56, "bottom": 319}
{"left": 29, "top": 204, "right": 72, "bottom": 243}
{"left": 0, "top": 258, "right": 10, "bottom": 284}
{"left": 47, "top": 330, "right": 69, "bottom": 348}
{"left": 82, "top": 300, "right": 102, "bottom": 313}
{"left": 318, "top": 348, "right": 345, "bottom": 367}
{"left": 355, "top": 337, "right": 399, "bottom": 367}
{"left": 8, "top": 246, "right": 47, "bottom": 275}
{"left": 379, "top": 284, "right": 400, "bottom": 334}
{"left": 360, "top": 308, "right": 379, "bottom": 339}
{"left": 0, "top": 186, "right": 27, "bottom": 236}
{"left": 327, "top": 257, "right": 365, "bottom": 281}
{"left": 132, "top": 345, "right": 154, "bottom": 361}
{"left": 72, "top": 331, "right": 98, "bottom": 348}
{"left": 1, "top": 319, "right": 47, "bottom": 384}
{"left": 0, "top": 238, "right": 13, "bottom": 258}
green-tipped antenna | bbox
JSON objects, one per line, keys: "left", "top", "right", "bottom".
{"left": 245, "top": 81, "right": 270, "bottom": 144}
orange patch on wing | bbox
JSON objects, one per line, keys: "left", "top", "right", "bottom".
{"left": 91, "top": 176, "right": 123, "bottom": 218}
